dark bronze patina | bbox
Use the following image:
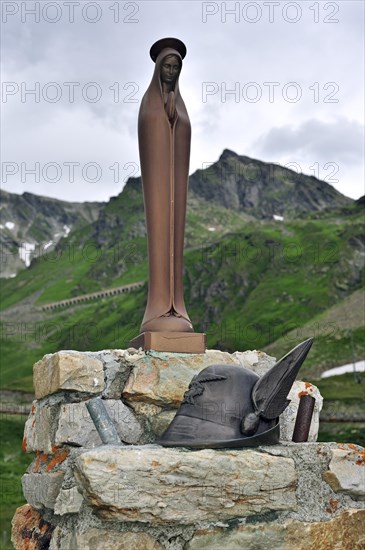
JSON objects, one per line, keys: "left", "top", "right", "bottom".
{"left": 130, "top": 38, "right": 205, "bottom": 353}
{"left": 158, "top": 338, "right": 313, "bottom": 448}
{"left": 292, "top": 394, "right": 316, "bottom": 442}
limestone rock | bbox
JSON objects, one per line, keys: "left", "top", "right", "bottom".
{"left": 323, "top": 444, "right": 365, "bottom": 500}
{"left": 128, "top": 402, "right": 165, "bottom": 441}
{"left": 22, "top": 471, "right": 64, "bottom": 510}
{"left": 55, "top": 401, "right": 101, "bottom": 448}
{"left": 50, "top": 527, "right": 163, "bottom": 550}
{"left": 187, "top": 509, "right": 365, "bottom": 550}
{"left": 280, "top": 381, "right": 323, "bottom": 442}
{"left": 75, "top": 446, "right": 297, "bottom": 524}
{"left": 232, "top": 349, "right": 276, "bottom": 376}
{"left": 55, "top": 399, "right": 143, "bottom": 447}
{"left": 13, "top": 348, "right": 365, "bottom": 550}
{"left": 11, "top": 504, "right": 55, "bottom": 550}
{"left": 54, "top": 486, "right": 83, "bottom": 515}
{"left": 123, "top": 349, "right": 239, "bottom": 407}
{"left": 100, "top": 351, "right": 133, "bottom": 399}
{"left": 129, "top": 402, "right": 162, "bottom": 417}
{"left": 23, "top": 400, "right": 59, "bottom": 454}
{"left": 188, "top": 521, "right": 286, "bottom": 550}
{"left": 33, "top": 351, "right": 104, "bottom": 399}
{"left": 49, "top": 526, "right": 73, "bottom": 550}
{"left": 150, "top": 410, "right": 176, "bottom": 437}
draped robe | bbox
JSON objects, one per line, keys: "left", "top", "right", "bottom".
{"left": 138, "top": 47, "right": 193, "bottom": 333}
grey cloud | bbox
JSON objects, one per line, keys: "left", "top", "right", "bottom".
{"left": 2, "top": 1, "right": 364, "bottom": 201}
{"left": 254, "top": 118, "right": 364, "bottom": 164}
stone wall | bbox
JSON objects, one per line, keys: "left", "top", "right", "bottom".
{"left": 12, "top": 348, "right": 365, "bottom": 550}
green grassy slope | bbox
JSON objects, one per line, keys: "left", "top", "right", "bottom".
{"left": 0, "top": 416, "right": 33, "bottom": 550}
{"left": 0, "top": 184, "right": 252, "bottom": 312}
{"left": 185, "top": 217, "right": 364, "bottom": 354}
{"left": 1, "top": 211, "right": 363, "bottom": 391}
{"left": 265, "top": 288, "right": 365, "bottom": 377}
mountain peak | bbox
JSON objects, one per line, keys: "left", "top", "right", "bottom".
{"left": 219, "top": 149, "right": 238, "bottom": 160}
{"left": 189, "top": 151, "right": 352, "bottom": 217}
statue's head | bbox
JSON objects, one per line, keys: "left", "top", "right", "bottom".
{"left": 158, "top": 338, "right": 313, "bottom": 448}
{"left": 149, "top": 38, "right": 186, "bottom": 93}
{"left": 150, "top": 37, "right": 186, "bottom": 62}
{"left": 160, "top": 54, "right": 181, "bottom": 86}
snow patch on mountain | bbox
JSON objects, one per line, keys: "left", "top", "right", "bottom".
{"left": 19, "top": 243, "right": 36, "bottom": 267}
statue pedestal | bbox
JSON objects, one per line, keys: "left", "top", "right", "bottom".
{"left": 129, "top": 331, "right": 206, "bottom": 353}
{"left": 12, "top": 348, "right": 364, "bottom": 550}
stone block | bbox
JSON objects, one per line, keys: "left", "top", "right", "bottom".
{"left": 123, "top": 349, "right": 239, "bottom": 407}
{"left": 107, "top": 399, "right": 144, "bottom": 443}
{"left": 280, "top": 381, "right": 323, "bottom": 442}
{"left": 11, "top": 504, "right": 55, "bottom": 550}
{"left": 50, "top": 527, "right": 163, "bottom": 550}
{"left": 22, "top": 471, "right": 64, "bottom": 510}
{"left": 323, "top": 444, "right": 365, "bottom": 500}
{"left": 55, "top": 401, "right": 101, "bottom": 448}
{"left": 75, "top": 445, "right": 297, "bottom": 524}
{"left": 129, "top": 402, "right": 162, "bottom": 417}
{"left": 187, "top": 509, "right": 365, "bottom": 550}
{"left": 150, "top": 410, "right": 176, "bottom": 437}
{"left": 22, "top": 400, "right": 59, "bottom": 453}
{"left": 55, "top": 399, "right": 143, "bottom": 447}
{"left": 33, "top": 351, "right": 104, "bottom": 399}
{"left": 232, "top": 349, "right": 276, "bottom": 376}
{"left": 100, "top": 351, "right": 133, "bottom": 399}
{"left": 54, "top": 486, "right": 83, "bottom": 515}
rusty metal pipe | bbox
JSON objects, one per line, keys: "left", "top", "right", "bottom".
{"left": 292, "top": 394, "right": 315, "bottom": 442}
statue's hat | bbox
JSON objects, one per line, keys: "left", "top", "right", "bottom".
{"left": 158, "top": 338, "right": 313, "bottom": 448}
{"left": 150, "top": 38, "right": 187, "bottom": 62}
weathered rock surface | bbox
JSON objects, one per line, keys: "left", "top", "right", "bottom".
{"left": 149, "top": 410, "right": 176, "bottom": 437}
{"left": 30, "top": 347, "right": 322, "bottom": 445}
{"left": 23, "top": 400, "right": 59, "bottom": 454}
{"left": 23, "top": 348, "right": 324, "bottom": 455}
{"left": 123, "top": 349, "right": 240, "bottom": 407}
{"left": 55, "top": 399, "right": 143, "bottom": 447}
{"left": 22, "top": 472, "right": 64, "bottom": 510}
{"left": 323, "top": 444, "right": 365, "bottom": 500}
{"left": 74, "top": 445, "right": 297, "bottom": 524}
{"left": 50, "top": 526, "right": 163, "bottom": 550}
{"left": 280, "top": 381, "right": 323, "bottom": 442}
{"left": 14, "top": 348, "right": 342, "bottom": 549}
{"left": 232, "top": 349, "right": 276, "bottom": 376}
{"left": 188, "top": 148, "right": 352, "bottom": 217}
{"left": 100, "top": 350, "right": 134, "bottom": 399}
{"left": 33, "top": 351, "right": 104, "bottom": 399}
{"left": 187, "top": 509, "right": 365, "bottom": 550}
{"left": 12, "top": 504, "right": 55, "bottom": 550}
{"left": 54, "top": 486, "right": 83, "bottom": 515}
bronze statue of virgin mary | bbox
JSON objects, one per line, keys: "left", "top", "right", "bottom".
{"left": 131, "top": 38, "right": 205, "bottom": 352}
{"left": 139, "top": 38, "right": 193, "bottom": 334}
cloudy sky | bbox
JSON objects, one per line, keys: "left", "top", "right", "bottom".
{"left": 2, "top": 0, "right": 364, "bottom": 202}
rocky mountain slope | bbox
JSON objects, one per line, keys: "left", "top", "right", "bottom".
{"left": 189, "top": 149, "right": 352, "bottom": 217}
{"left": 0, "top": 190, "right": 102, "bottom": 278}
{"left": 79, "top": 149, "right": 355, "bottom": 283}
{"left": 1, "top": 150, "right": 353, "bottom": 278}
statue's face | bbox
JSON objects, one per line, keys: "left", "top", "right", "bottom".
{"left": 160, "top": 55, "right": 180, "bottom": 85}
